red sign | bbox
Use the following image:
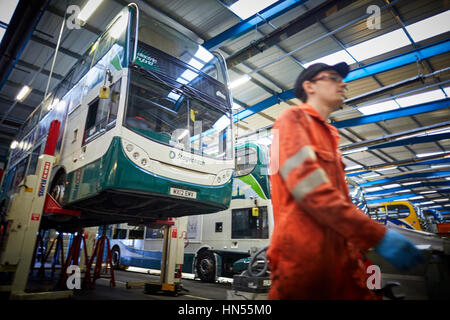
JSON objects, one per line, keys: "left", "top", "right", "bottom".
{"left": 171, "top": 227, "right": 178, "bottom": 238}
{"left": 42, "top": 161, "right": 51, "bottom": 179}
{"left": 31, "top": 213, "right": 41, "bottom": 221}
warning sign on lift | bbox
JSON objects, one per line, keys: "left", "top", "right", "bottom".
{"left": 31, "top": 213, "right": 41, "bottom": 221}
{"left": 38, "top": 161, "right": 51, "bottom": 197}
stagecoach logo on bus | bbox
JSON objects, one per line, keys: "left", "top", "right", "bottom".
{"left": 170, "top": 150, "right": 206, "bottom": 166}
{"left": 38, "top": 161, "right": 52, "bottom": 197}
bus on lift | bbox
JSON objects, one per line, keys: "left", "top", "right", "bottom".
{"left": 0, "top": 4, "right": 234, "bottom": 229}
{"left": 107, "top": 142, "right": 273, "bottom": 281}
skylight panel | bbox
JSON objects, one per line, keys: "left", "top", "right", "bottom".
{"left": 229, "top": 0, "right": 278, "bottom": 20}
{"left": 405, "top": 10, "right": 450, "bottom": 43}
{"left": 358, "top": 100, "right": 399, "bottom": 115}
{"left": 346, "top": 29, "right": 411, "bottom": 62}
{"left": 304, "top": 50, "right": 355, "bottom": 68}
{"left": 396, "top": 89, "right": 446, "bottom": 107}
{"left": 0, "top": 0, "right": 18, "bottom": 25}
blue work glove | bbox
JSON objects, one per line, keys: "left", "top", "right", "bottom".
{"left": 374, "top": 229, "right": 425, "bottom": 271}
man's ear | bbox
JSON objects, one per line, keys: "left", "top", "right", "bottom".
{"left": 303, "top": 80, "right": 314, "bottom": 96}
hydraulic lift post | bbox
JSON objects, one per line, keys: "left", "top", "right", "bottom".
{"left": 126, "top": 216, "right": 188, "bottom": 295}
{"left": 0, "top": 120, "right": 73, "bottom": 299}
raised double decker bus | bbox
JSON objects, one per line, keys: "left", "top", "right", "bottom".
{"left": 107, "top": 142, "right": 273, "bottom": 281}
{"left": 1, "top": 4, "right": 234, "bottom": 228}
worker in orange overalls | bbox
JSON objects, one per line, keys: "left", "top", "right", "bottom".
{"left": 268, "top": 62, "right": 424, "bottom": 299}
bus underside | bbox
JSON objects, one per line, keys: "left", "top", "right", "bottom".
{"left": 41, "top": 137, "right": 232, "bottom": 230}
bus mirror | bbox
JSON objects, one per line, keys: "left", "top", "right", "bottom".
{"left": 99, "top": 85, "right": 110, "bottom": 99}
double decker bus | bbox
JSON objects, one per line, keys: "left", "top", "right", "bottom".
{"left": 1, "top": 4, "right": 234, "bottom": 228}
{"left": 107, "top": 142, "right": 273, "bottom": 281}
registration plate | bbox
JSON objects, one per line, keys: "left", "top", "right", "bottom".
{"left": 170, "top": 187, "right": 197, "bottom": 199}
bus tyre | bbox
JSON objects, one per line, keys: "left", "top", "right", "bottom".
{"left": 111, "top": 246, "right": 121, "bottom": 269}
{"left": 196, "top": 250, "right": 216, "bottom": 283}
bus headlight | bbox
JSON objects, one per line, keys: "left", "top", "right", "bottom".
{"left": 126, "top": 144, "right": 134, "bottom": 152}
{"left": 214, "top": 169, "right": 234, "bottom": 185}
{"left": 122, "top": 139, "right": 150, "bottom": 170}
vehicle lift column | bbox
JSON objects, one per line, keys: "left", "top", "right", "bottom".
{"left": 126, "top": 216, "right": 188, "bottom": 296}
{"left": 0, "top": 120, "right": 73, "bottom": 299}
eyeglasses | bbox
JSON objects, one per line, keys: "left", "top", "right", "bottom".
{"left": 310, "top": 74, "right": 344, "bottom": 83}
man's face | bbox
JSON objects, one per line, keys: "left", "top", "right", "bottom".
{"left": 304, "top": 70, "right": 347, "bottom": 108}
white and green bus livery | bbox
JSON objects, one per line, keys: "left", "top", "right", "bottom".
{"left": 1, "top": 4, "right": 234, "bottom": 229}
{"left": 108, "top": 142, "right": 273, "bottom": 281}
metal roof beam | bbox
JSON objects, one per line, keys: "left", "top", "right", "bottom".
{"left": 232, "top": 39, "right": 450, "bottom": 123}
{"left": 366, "top": 132, "right": 450, "bottom": 150}
{"left": 333, "top": 98, "right": 449, "bottom": 128}
{"left": 203, "top": 0, "right": 309, "bottom": 51}
{"left": 365, "top": 181, "right": 450, "bottom": 196}
{"left": 360, "top": 171, "right": 450, "bottom": 187}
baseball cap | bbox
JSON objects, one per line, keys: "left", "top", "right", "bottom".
{"left": 294, "top": 62, "right": 349, "bottom": 101}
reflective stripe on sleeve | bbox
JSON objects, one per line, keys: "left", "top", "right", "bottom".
{"left": 291, "top": 168, "right": 329, "bottom": 202}
{"left": 280, "top": 146, "right": 317, "bottom": 180}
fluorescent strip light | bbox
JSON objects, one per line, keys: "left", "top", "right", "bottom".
{"left": 342, "top": 147, "right": 368, "bottom": 155}
{"left": 376, "top": 166, "right": 398, "bottom": 172}
{"left": 345, "top": 165, "right": 363, "bottom": 171}
{"left": 419, "top": 201, "right": 434, "bottom": 205}
{"left": 78, "top": 0, "right": 103, "bottom": 23}
{"left": 409, "top": 196, "right": 425, "bottom": 200}
{"left": 405, "top": 10, "right": 450, "bottom": 42}
{"left": 417, "top": 151, "right": 446, "bottom": 158}
{"left": 229, "top": 0, "right": 278, "bottom": 20}
{"left": 365, "top": 187, "right": 383, "bottom": 192}
{"left": 403, "top": 181, "right": 421, "bottom": 186}
{"left": 363, "top": 174, "right": 381, "bottom": 178}
{"left": 428, "top": 205, "right": 443, "bottom": 208}
{"left": 228, "top": 75, "right": 251, "bottom": 89}
{"left": 419, "top": 190, "right": 437, "bottom": 194}
{"left": 10, "top": 140, "right": 18, "bottom": 149}
{"left": 16, "top": 85, "right": 31, "bottom": 101}
{"left": 395, "top": 189, "right": 411, "bottom": 193}
{"left": 346, "top": 29, "right": 411, "bottom": 62}
{"left": 358, "top": 100, "right": 399, "bottom": 115}
{"left": 383, "top": 183, "right": 401, "bottom": 189}
{"left": 433, "top": 199, "right": 449, "bottom": 202}
{"left": 396, "top": 89, "right": 445, "bottom": 108}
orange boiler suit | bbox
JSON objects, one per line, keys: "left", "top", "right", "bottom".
{"left": 267, "top": 104, "right": 386, "bottom": 300}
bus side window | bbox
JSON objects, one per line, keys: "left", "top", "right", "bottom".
{"left": 129, "top": 226, "right": 144, "bottom": 239}
{"left": 231, "top": 206, "right": 269, "bottom": 239}
{"left": 113, "top": 228, "right": 127, "bottom": 239}
{"left": 83, "top": 80, "right": 121, "bottom": 144}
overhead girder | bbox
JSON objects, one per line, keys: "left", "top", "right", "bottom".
{"left": 223, "top": 0, "right": 355, "bottom": 69}
{"left": 233, "top": 39, "right": 450, "bottom": 123}
{"left": 360, "top": 170, "right": 450, "bottom": 187}
{"left": 365, "top": 181, "right": 450, "bottom": 196}
{"left": 346, "top": 156, "right": 450, "bottom": 177}
{"left": 203, "top": 0, "right": 310, "bottom": 51}
{"left": 0, "top": 0, "right": 49, "bottom": 92}
{"left": 333, "top": 98, "right": 449, "bottom": 128}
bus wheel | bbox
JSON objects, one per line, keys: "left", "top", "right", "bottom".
{"left": 50, "top": 170, "right": 66, "bottom": 204}
{"left": 111, "top": 246, "right": 121, "bottom": 269}
{"left": 196, "top": 250, "right": 215, "bottom": 283}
